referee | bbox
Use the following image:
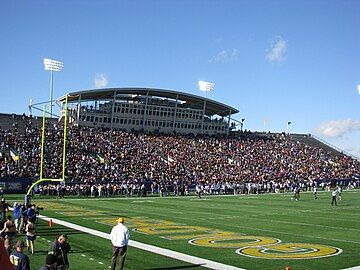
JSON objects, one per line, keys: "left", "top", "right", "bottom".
{"left": 110, "top": 217, "right": 130, "bottom": 270}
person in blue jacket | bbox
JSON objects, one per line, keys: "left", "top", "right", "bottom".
{"left": 26, "top": 204, "right": 37, "bottom": 223}
{"left": 13, "top": 202, "right": 22, "bottom": 231}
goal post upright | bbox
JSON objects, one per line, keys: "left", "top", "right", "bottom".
{"left": 27, "top": 95, "right": 69, "bottom": 196}
{"left": 39, "top": 104, "right": 47, "bottom": 181}
{"left": 62, "top": 95, "right": 68, "bottom": 180}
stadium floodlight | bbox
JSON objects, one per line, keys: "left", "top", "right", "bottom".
{"left": 44, "top": 58, "right": 64, "bottom": 117}
{"left": 44, "top": 58, "right": 64, "bottom": 71}
{"left": 198, "top": 80, "right": 215, "bottom": 99}
{"left": 199, "top": 80, "right": 215, "bottom": 92}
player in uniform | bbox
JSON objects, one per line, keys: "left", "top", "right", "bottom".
{"left": 292, "top": 186, "right": 300, "bottom": 201}
{"left": 337, "top": 186, "right": 342, "bottom": 201}
{"left": 195, "top": 184, "right": 203, "bottom": 199}
{"left": 312, "top": 186, "right": 317, "bottom": 200}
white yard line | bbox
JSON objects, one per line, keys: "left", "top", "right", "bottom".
{"left": 38, "top": 214, "right": 244, "bottom": 270}
{"left": 31, "top": 189, "right": 360, "bottom": 202}
{"left": 342, "top": 266, "right": 360, "bottom": 270}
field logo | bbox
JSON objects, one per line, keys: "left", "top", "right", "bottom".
{"left": 41, "top": 205, "right": 342, "bottom": 260}
{"left": 237, "top": 243, "right": 342, "bottom": 259}
{"left": 189, "top": 235, "right": 281, "bottom": 249}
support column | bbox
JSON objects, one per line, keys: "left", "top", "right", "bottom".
{"left": 226, "top": 109, "right": 232, "bottom": 136}
{"left": 200, "top": 99, "right": 207, "bottom": 134}
{"left": 110, "top": 91, "right": 117, "bottom": 130}
{"left": 142, "top": 91, "right": 149, "bottom": 129}
{"left": 172, "top": 94, "right": 179, "bottom": 132}
{"left": 76, "top": 94, "right": 82, "bottom": 125}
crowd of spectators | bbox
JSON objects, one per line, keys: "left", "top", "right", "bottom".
{"left": 0, "top": 197, "right": 69, "bottom": 270}
{"left": 0, "top": 119, "right": 359, "bottom": 196}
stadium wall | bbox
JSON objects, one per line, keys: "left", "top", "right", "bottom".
{"left": 0, "top": 177, "right": 33, "bottom": 194}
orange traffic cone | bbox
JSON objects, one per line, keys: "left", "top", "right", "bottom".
{"left": 48, "top": 219, "right": 53, "bottom": 227}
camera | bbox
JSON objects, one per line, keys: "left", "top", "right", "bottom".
{"left": 35, "top": 206, "right": 44, "bottom": 215}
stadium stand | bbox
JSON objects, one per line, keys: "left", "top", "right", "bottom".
{"left": 0, "top": 114, "right": 359, "bottom": 197}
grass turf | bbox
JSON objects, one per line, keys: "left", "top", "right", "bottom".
{"left": 5, "top": 189, "right": 360, "bottom": 270}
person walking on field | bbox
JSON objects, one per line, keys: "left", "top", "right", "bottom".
{"left": 331, "top": 188, "right": 338, "bottom": 206}
{"left": 48, "top": 234, "right": 71, "bottom": 270}
{"left": 110, "top": 217, "right": 130, "bottom": 270}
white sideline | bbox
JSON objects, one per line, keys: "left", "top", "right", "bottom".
{"left": 38, "top": 214, "right": 244, "bottom": 270}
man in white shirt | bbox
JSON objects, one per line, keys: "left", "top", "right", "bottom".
{"left": 110, "top": 217, "right": 130, "bottom": 270}
{"left": 331, "top": 189, "right": 338, "bottom": 206}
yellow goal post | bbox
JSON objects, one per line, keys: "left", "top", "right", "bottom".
{"left": 26, "top": 95, "right": 69, "bottom": 195}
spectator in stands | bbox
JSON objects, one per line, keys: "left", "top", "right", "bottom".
{"left": 0, "top": 121, "right": 359, "bottom": 197}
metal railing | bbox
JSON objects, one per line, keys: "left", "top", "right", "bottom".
{"left": 310, "top": 134, "right": 360, "bottom": 161}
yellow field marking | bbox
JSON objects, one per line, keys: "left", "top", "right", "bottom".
{"left": 237, "top": 243, "right": 342, "bottom": 259}
{"left": 190, "top": 235, "right": 280, "bottom": 249}
{"left": 35, "top": 203, "right": 343, "bottom": 260}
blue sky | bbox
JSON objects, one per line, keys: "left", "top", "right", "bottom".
{"left": 1, "top": 0, "right": 359, "bottom": 158}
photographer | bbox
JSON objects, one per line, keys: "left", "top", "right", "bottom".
{"left": 26, "top": 205, "right": 37, "bottom": 223}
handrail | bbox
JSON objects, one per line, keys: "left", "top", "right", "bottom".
{"left": 310, "top": 134, "right": 360, "bottom": 161}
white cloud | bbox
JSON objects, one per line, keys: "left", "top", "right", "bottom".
{"left": 266, "top": 37, "right": 287, "bottom": 62}
{"left": 94, "top": 73, "right": 108, "bottom": 88}
{"left": 357, "top": 84, "right": 360, "bottom": 94}
{"left": 210, "top": 48, "right": 238, "bottom": 63}
{"left": 316, "top": 119, "right": 360, "bottom": 138}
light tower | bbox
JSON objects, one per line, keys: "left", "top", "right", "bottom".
{"left": 198, "top": 80, "right": 215, "bottom": 98}
{"left": 44, "top": 58, "right": 63, "bottom": 117}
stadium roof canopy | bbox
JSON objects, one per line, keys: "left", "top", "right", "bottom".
{"left": 58, "top": 88, "right": 239, "bottom": 117}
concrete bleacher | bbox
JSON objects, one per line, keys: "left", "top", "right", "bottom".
{"left": 0, "top": 113, "right": 56, "bottom": 133}
{"left": 290, "top": 133, "right": 347, "bottom": 158}
{"left": 0, "top": 113, "right": 356, "bottom": 162}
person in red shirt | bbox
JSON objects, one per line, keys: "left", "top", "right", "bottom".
{"left": 0, "top": 238, "right": 13, "bottom": 270}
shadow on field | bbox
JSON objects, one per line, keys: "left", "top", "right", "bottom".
{"left": 68, "top": 249, "right": 97, "bottom": 254}
{"left": 145, "top": 264, "right": 204, "bottom": 270}
{"left": 37, "top": 227, "right": 85, "bottom": 237}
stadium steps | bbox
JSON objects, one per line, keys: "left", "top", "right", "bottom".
{"left": 290, "top": 133, "right": 345, "bottom": 157}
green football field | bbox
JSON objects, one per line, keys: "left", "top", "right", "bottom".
{"left": 6, "top": 189, "right": 360, "bottom": 270}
